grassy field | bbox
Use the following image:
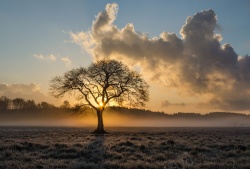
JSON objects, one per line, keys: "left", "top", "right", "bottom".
{"left": 0, "top": 127, "right": 249, "bottom": 169}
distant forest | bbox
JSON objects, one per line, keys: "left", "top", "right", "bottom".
{"left": 0, "top": 96, "right": 69, "bottom": 111}
{"left": 1, "top": 96, "right": 250, "bottom": 128}
{"left": 1, "top": 96, "right": 250, "bottom": 119}
{"left": 108, "top": 106, "right": 250, "bottom": 118}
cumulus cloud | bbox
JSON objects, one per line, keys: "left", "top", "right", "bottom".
{"left": 60, "top": 57, "right": 72, "bottom": 68}
{"left": 161, "top": 100, "right": 186, "bottom": 107}
{"left": 34, "top": 54, "right": 57, "bottom": 61}
{"left": 0, "top": 83, "right": 58, "bottom": 105}
{"left": 70, "top": 3, "right": 250, "bottom": 111}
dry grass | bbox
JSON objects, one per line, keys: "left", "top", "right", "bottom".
{"left": 0, "top": 127, "right": 249, "bottom": 169}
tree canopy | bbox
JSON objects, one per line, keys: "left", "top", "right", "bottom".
{"left": 50, "top": 59, "right": 149, "bottom": 133}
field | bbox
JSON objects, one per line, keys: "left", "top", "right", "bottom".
{"left": 0, "top": 127, "right": 249, "bottom": 169}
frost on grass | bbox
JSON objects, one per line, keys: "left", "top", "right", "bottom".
{"left": 0, "top": 127, "right": 249, "bottom": 169}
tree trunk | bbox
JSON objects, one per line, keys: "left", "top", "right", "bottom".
{"left": 93, "top": 109, "right": 107, "bottom": 134}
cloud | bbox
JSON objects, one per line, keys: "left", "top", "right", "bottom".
{"left": 60, "top": 57, "right": 72, "bottom": 68}
{"left": 0, "top": 83, "right": 58, "bottom": 105}
{"left": 34, "top": 54, "right": 57, "bottom": 61}
{"left": 70, "top": 3, "right": 250, "bottom": 111}
{"left": 161, "top": 100, "right": 186, "bottom": 107}
{"left": 34, "top": 54, "right": 72, "bottom": 68}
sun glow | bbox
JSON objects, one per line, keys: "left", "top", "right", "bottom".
{"left": 99, "top": 102, "right": 103, "bottom": 107}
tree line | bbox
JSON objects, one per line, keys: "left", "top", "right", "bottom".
{"left": 0, "top": 96, "right": 70, "bottom": 112}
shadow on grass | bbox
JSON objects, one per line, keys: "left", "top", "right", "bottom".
{"left": 74, "top": 134, "right": 106, "bottom": 169}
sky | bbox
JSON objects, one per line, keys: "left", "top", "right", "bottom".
{"left": 1, "top": 0, "right": 250, "bottom": 114}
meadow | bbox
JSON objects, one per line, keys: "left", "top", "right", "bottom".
{"left": 0, "top": 127, "right": 249, "bottom": 169}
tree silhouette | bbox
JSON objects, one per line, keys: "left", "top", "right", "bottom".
{"left": 12, "top": 98, "right": 25, "bottom": 110}
{"left": 0, "top": 96, "right": 11, "bottom": 111}
{"left": 61, "top": 100, "right": 71, "bottom": 109}
{"left": 50, "top": 60, "right": 149, "bottom": 133}
{"left": 24, "top": 100, "right": 37, "bottom": 110}
{"left": 37, "top": 102, "right": 55, "bottom": 109}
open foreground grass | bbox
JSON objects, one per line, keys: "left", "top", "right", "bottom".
{"left": 0, "top": 127, "right": 249, "bottom": 169}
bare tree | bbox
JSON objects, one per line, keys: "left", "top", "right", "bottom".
{"left": 0, "top": 96, "right": 11, "bottom": 111}
{"left": 37, "top": 102, "right": 55, "bottom": 109}
{"left": 24, "top": 100, "right": 37, "bottom": 110}
{"left": 60, "top": 100, "right": 71, "bottom": 109}
{"left": 12, "top": 98, "right": 25, "bottom": 110}
{"left": 50, "top": 60, "right": 149, "bottom": 133}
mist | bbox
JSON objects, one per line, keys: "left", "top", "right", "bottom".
{"left": 1, "top": 108, "right": 249, "bottom": 127}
